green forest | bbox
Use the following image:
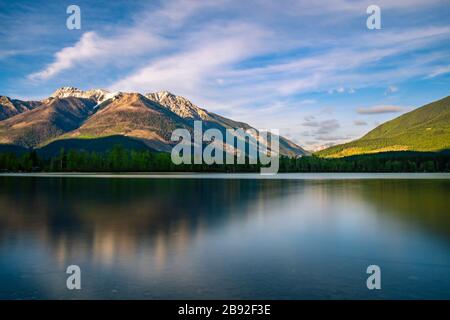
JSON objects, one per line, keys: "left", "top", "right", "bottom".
{"left": 1, "top": 145, "right": 450, "bottom": 173}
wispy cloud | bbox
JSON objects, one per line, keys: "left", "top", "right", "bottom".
{"left": 385, "top": 86, "right": 399, "bottom": 95}
{"left": 111, "top": 23, "right": 269, "bottom": 96}
{"left": 302, "top": 119, "right": 340, "bottom": 133}
{"left": 427, "top": 65, "right": 450, "bottom": 78}
{"left": 315, "top": 134, "right": 352, "bottom": 141}
{"left": 0, "top": 49, "right": 35, "bottom": 59}
{"left": 28, "top": 30, "right": 166, "bottom": 81}
{"left": 357, "top": 105, "right": 405, "bottom": 114}
{"left": 354, "top": 120, "right": 368, "bottom": 126}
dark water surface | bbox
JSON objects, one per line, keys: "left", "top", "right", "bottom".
{"left": 0, "top": 174, "right": 449, "bottom": 299}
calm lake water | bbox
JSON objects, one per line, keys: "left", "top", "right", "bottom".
{"left": 0, "top": 173, "right": 449, "bottom": 299}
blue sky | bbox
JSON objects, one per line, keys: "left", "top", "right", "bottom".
{"left": 1, "top": 0, "right": 450, "bottom": 150}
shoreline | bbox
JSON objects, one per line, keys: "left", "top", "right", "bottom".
{"left": 1, "top": 172, "right": 450, "bottom": 180}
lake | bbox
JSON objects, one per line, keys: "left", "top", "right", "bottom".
{"left": 0, "top": 173, "right": 449, "bottom": 299}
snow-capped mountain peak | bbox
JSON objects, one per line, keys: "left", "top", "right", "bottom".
{"left": 93, "top": 91, "right": 122, "bottom": 109}
{"left": 146, "top": 91, "right": 209, "bottom": 120}
{"left": 51, "top": 87, "right": 111, "bottom": 103}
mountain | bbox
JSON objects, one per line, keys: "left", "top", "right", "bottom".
{"left": 62, "top": 92, "right": 191, "bottom": 152}
{"left": 146, "top": 90, "right": 309, "bottom": 156}
{"left": 50, "top": 86, "right": 111, "bottom": 103}
{"left": 0, "top": 97, "right": 96, "bottom": 148}
{"left": 0, "top": 96, "right": 41, "bottom": 120}
{"left": 317, "top": 95, "right": 450, "bottom": 158}
{"left": 0, "top": 87, "right": 308, "bottom": 157}
{"left": 146, "top": 91, "right": 210, "bottom": 120}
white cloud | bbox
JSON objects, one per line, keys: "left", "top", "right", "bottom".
{"left": 328, "top": 87, "right": 355, "bottom": 94}
{"left": 385, "top": 85, "right": 399, "bottom": 95}
{"left": 301, "top": 119, "right": 340, "bottom": 134}
{"left": 354, "top": 120, "right": 368, "bottom": 126}
{"left": 29, "top": 32, "right": 101, "bottom": 80}
{"left": 427, "top": 65, "right": 450, "bottom": 78}
{"left": 276, "top": 0, "right": 444, "bottom": 17}
{"left": 357, "top": 105, "right": 404, "bottom": 114}
{"left": 28, "top": 31, "right": 165, "bottom": 80}
{"left": 299, "top": 99, "right": 316, "bottom": 105}
{"left": 315, "top": 134, "right": 352, "bottom": 141}
{"left": 26, "top": 0, "right": 217, "bottom": 81}
{"left": 0, "top": 49, "right": 34, "bottom": 59}
{"left": 110, "top": 23, "right": 269, "bottom": 97}
{"left": 190, "top": 26, "right": 450, "bottom": 110}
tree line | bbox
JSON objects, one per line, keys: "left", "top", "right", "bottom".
{"left": 0, "top": 146, "right": 449, "bottom": 173}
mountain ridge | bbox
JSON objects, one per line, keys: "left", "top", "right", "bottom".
{"left": 317, "top": 95, "right": 450, "bottom": 158}
{"left": 0, "top": 95, "right": 42, "bottom": 121}
{"left": 0, "top": 87, "right": 309, "bottom": 157}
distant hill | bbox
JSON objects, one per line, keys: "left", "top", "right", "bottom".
{"left": 0, "top": 87, "right": 309, "bottom": 157}
{"left": 317, "top": 95, "right": 450, "bottom": 158}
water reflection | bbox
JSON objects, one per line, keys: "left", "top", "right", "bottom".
{"left": 0, "top": 176, "right": 449, "bottom": 299}
{"left": 0, "top": 178, "right": 302, "bottom": 269}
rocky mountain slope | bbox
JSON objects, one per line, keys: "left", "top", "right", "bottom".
{"left": 146, "top": 90, "right": 308, "bottom": 156}
{"left": 0, "top": 96, "right": 41, "bottom": 121}
{"left": 0, "top": 96, "right": 96, "bottom": 148}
